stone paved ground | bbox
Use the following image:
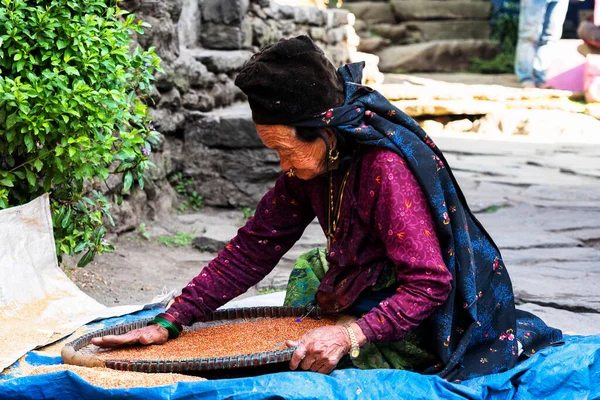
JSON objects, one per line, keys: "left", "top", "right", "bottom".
{"left": 73, "top": 132, "right": 600, "bottom": 335}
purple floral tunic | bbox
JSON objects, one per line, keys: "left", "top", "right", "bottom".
{"left": 167, "top": 147, "right": 452, "bottom": 343}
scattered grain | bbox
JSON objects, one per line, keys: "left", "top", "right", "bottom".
{"left": 22, "top": 364, "right": 204, "bottom": 388}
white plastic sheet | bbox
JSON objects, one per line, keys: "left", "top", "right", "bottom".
{"left": 0, "top": 194, "right": 172, "bottom": 372}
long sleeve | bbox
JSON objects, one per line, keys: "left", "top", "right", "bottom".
{"left": 355, "top": 151, "right": 452, "bottom": 342}
{"left": 166, "top": 174, "right": 316, "bottom": 326}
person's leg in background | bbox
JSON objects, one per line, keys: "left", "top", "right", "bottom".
{"left": 515, "top": 0, "right": 549, "bottom": 87}
{"left": 533, "top": 0, "right": 570, "bottom": 86}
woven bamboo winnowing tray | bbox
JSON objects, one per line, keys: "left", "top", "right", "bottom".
{"left": 61, "top": 306, "right": 324, "bottom": 373}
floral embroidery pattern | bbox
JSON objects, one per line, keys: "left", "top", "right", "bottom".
{"left": 321, "top": 108, "right": 334, "bottom": 124}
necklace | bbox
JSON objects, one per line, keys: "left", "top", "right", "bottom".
{"left": 327, "top": 166, "right": 351, "bottom": 253}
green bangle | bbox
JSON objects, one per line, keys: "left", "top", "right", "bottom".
{"left": 149, "top": 316, "right": 181, "bottom": 339}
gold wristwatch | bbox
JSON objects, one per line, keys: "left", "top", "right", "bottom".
{"left": 345, "top": 326, "right": 360, "bottom": 358}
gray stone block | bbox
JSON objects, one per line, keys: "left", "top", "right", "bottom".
{"left": 377, "top": 39, "right": 499, "bottom": 72}
{"left": 309, "top": 27, "right": 328, "bottom": 43}
{"left": 211, "top": 81, "right": 243, "bottom": 108}
{"left": 201, "top": 23, "right": 246, "bottom": 49}
{"left": 294, "top": 7, "right": 326, "bottom": 26}
{"left": 391, "top": 1, "right": 491, "bottom": 21}
{"left": 327, "top": 26, "right": 348, "bottom": 44}
{"left": 251, "top": 17, "right": 281, "bottom": 48}
{"left": 172, "top": 53, "right": 216, "bottom": 90}
{"left": 253, "top": 0, "right": 271, "bottom": 8}
{"left": 158, "top": 87, "right": 182, "bottom": 111}
{"left": 371, "top": 23, "right": 424, "bottom": 45}
{"left": 342, "top": 2, "right": 395, "bottom": 24}
{"left": 149, "top": 108, "right": 186, "bottom": 136}
{"left": 325, "top": 9, "right": 350, "bottom": 28}
{"left": 400, "top": 20, "right": 490, "bottom": 41}
{"left": 275, "top": 5, "right": 295, "bottom": 19}
{"left": 182, "top": 90, "right": 215, "bottom": 111}
{"left": 357, "top": 36, "right": 390, "bottom": 53}
{"left": 192, "top": 236, "right": 228, "bottom": 252}
{"left": 191, "top": 49, "right": 253, "bottom": 74}
{"left": 201, "top": 0, "right": 249, "bottom": 24}
{"left": 184, "top": 103, "right": 264, "bottom": 149}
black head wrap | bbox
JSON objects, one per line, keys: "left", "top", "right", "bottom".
{"left": 234, "top": 35, "right": 345, "bottom": 125}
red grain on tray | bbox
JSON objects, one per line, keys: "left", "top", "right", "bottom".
{"left": 96, "top": 317, "right": 337, "bottom": 360}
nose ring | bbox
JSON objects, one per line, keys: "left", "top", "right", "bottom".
{"left": 286, "top": 168, "right": 296, "bottom": 177}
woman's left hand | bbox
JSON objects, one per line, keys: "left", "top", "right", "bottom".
{"left": 286, "top": 325, "right": 352, "bottom": 374}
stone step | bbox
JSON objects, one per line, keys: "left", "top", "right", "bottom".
{"left": 184, "top": 102, "right": 261, "bottom": 149}
{"left": 380, "top": 76, "right": 577, "bottom": 101}
{"left": 376, "top": 39, "right": 500, "bottom": 73}
{"left": 342, "top": 2, "right": 395, "bottom": 24}
{"left": 367, "top": 20, "right": 490, "bottom": 46}
{"left": 187, "top": 48, "right": 253, "bottom": 74}
{"left": 405, "top": 20, "right": 489, "bottom": 41}
{"left": 390, "top": 1, "right": 491, "bottom": 21}
{"left": 391, "top": 98, "right": 587, "bottom": 119}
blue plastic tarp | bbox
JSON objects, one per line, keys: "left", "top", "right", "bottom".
{"left": 1, "top": 310, "right": 599, "bottom": 400}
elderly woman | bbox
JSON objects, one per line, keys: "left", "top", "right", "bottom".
{"left": 93, "top": 36, "right": 561, "bottom": 381}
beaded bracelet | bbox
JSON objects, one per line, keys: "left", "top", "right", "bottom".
{"left": 148, "top": 314, "right": 181, "bottom": 339}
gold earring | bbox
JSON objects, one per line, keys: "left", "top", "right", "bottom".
{"left": 286, "top": 168, "right": 296, "bottom": 177}
{"left": 328, "top": 149, "right": 339, "bottom": 163}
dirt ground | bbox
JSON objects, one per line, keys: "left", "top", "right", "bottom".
{"left": 64, "top": 208, "right": 254, "bottom": 306}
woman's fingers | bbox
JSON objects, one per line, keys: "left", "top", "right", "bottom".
{"left": 139, "top": 326, "right": 169, "bottom": 345}
{"left": 90, "top": 326, "right": 168, "bottom": 348}
{"left": 289, "top": 342, "right": 307, "bottom": 370}
{"left": 315, "top": 360, "right": 333, "bottom": 374}
{"left": 91, "top": 330, "right": 141, "bottom": 348}
{"left": 299, "top": 349, "right": 320, "bottom": 371}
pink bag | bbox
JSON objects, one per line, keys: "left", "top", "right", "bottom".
{"left": 585, "top": 54, "right": 600, "bottom": 102}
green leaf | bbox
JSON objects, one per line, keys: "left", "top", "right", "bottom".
{"left": 68, "top": 147, "right": 76, "bottom": 157}
{"left": 0, "top": 178, "right": 14, "bottom": 187}
{"left": 65, "top": 66, "right": 79, "bottom": 76}
{"left": 123, "top": 171, "right": 133, "bottom": 191}
{"left": 14, "top": 53, "right": 22, "bottom": 61}
{"left": 25, "top": 169, "right": 36, "bottom": 186}
{"left": 61, "top": 207, "right": 71, "bottom": 229}
{"left": 24, "top": 134, "right": 34, "bottom": 152}
{"left": 57, "top": 40, "right": 67, "bottom": 50}
{"left": 77, "top": 250, "right": 95, "bottom": 268}
{"left": 6, "top": 113, "right": 18, "bottom": 129}
{"left": 73, "top": 241, "right": 89, "bottom": 253}
{"left": 33, "top": 159, "right": 43, "bottom": 172}
{"left": 16, "top": 60, "right": 25, "bottom": 72}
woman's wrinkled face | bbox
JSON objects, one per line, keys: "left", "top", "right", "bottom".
{"left": 255, "top": 124, "right": 327, "bottom": 180}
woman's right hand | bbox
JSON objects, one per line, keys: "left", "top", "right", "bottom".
{"left": 91, "top": 325, "right": 169, "bottom": 348}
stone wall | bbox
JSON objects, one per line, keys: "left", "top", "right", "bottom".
{"left": 343, "top": 0, "right": 500, "bottom": 72}
{"left": 110, "top": 0, "right": 361, "bottom": 231}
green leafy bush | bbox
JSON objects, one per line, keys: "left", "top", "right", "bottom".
{"left": 469, "top": 9, "right": 519, "bottom": 74}
{"left": 169, "top": 172, "right": 204, "bottom": 214}
{"left": 156, "top": 231, "right": 195, "bottom": 248}
{"left": 0, "top": 0, "right": 161, "bottom": 267}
